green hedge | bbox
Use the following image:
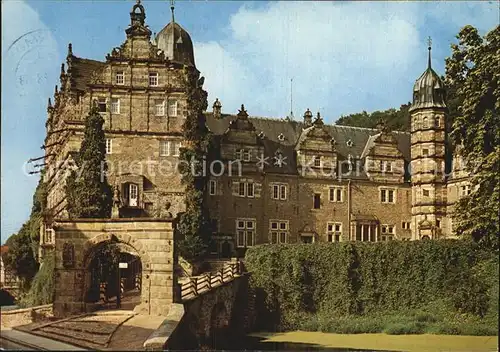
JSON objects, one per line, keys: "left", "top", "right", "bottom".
{"left": 19, "top": 252, "right": 55, "bottom": 307}
{"left": 245, "top": 240, "right": 498, "bottom": 335}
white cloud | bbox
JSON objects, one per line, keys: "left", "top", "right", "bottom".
{"left": 194, "top": 1, "right": 498, "bottom": 120}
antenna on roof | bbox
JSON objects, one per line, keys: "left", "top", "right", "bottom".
{"left": 427, "top": 36, "right": 432, "bottom": 69}
{"left": 287, "top": 78, "right": 294, "bottom": 120}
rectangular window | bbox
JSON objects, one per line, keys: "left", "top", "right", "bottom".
{"left": 239, "top": 182, "right": 246, "bottom": 197}
{"left": 329, "top": 187, "right": 343, "bottom": 202}
{"left": 167, "top": 99, "right": 178, "bottom": 117}
{"left": 380, "top": 188, "right": 396, "bottom": 203}
{"left": 314, "top": 156, "right": 321, "bottom": 167}
{"left": 247, "top": 183, "right": 255, "bottom": 198}
{"left": 172, "top": 141, "right": 181, "bottom": 156}
{"left": 155, "top": 99, "right": 165, "bottom": 116}
{"left": 423, "top": 189, "right": 430, "bottom": 197}
{"left": 436, "top": 219, "right": 441, "bottom": 228}
{"left": 460, "top": 185, "right": 471, "bottom": 197}
{"left": 209, "top": 180, "right": 217, "bottom": 196}
{"left": 116, "top": 71, "right": 124, "bottom": 85}
{"left": 149, "top": 72, "right": 158, "bottom": 87}
{"left": 97, "top": 97, "right": 107, "bottom": 113}
{"left": 271, "top": 183, "right": 287, "bottom": 200}
{"left": 402, "top": 221, "right": 411, "bottom": 230}
{"left": 236, "top": 219, "right": 256, "bottom": 248}
{"left": 243, "top": 150, "right": 251, "bottom": 162}
{"left": 280, "top": 185, "right": 287, "bottom": 200}
{"left": 313, "top": 193, "right": 321, "bottom": 209}
{"left": 111, "top": 98, "right": 120, "bottom": 114}
{"left": 381, "top": 224, "right": 395, "bottom": 236}
{"left": 159, "top": 140, "right": 169, "bottom": 156}
{"left": 105, "top": 139, "right": 112, "bottom": 154}
{"left": 423, "top": 148, "right": 429, "bottom": 156}
{"left": 327, "top": 222, "right": 342, "bottom": 242}
{"left": 270, "top": 220, "right": 288, "bottom": 244}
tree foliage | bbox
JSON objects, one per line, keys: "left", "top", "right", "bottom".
{"left": 176, "top": 67, "right": 212, "bottom": 261}
{"left": 2, "top": 175, "right": 47, "bottom": 288}
{"left": 445, "top": 25, "right": 500, "bottom": 250}
{"left": 19, "top": 251, "right": 55, "bottom": 307}
{"left": 245, "top": 241, "right": 498, "bottom": 334}
{"left": 65, "top": 104, "right": 112, "bottom": 218}
{"left": 335, "top": 103, "right": 411, "bottom": 131}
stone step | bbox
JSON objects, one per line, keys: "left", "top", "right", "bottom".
{"left": 40, "top": 326, "right": 109, "bottom": 346}
{"left": 29, "top": 328, "right": 105, "bottom": 350}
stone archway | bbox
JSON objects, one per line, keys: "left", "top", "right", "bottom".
{"left": 81, "top": 234, "right": 152, "bottom": 314}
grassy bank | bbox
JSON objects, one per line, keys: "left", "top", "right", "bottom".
{"left": 245, "top": 240, "right": 498, "bottom": 335}
{"left": 250, "top": 331, "right": 498, "bottom": 352}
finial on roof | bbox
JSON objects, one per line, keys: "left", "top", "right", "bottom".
{"left": 61, "top": 63, "right": 65, "bottom": 75}
{"left": 313, "top": 112, "right": 324, "bottom": 126}
{"left": 171, "top": 0, "right": 175, "bottom": 23}
{"left": 303, "top": 108, "right": 313, "bottom": 127}
{"left": 48, "top": 98, "right": 52, "bottom": 109}
{"left": 55, "top": 85, "right": 58, "bottom": 94}
{"left": 130, "top": 0, "right": 146, "bottom": 27}
{"left": 213, "top": 98, "right": 222, "bottom": 118}
{"left": 427, "top": 36, "right": 432, "bottom": 69}
{"left": 68, "top": 43, "right": 73, "bottom": 56}
{"left": 237, "top": 104, "right": 248, "bottom": 118}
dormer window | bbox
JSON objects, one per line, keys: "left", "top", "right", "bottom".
{"left": 149, "top": 72, "right": 159, "bottom": 87}
{"left": 346, "top": 139, "right": 353, "bottom": 147}
{"left": 236, "top": 149, "right": 251, "bottom": 162}
{"left": 313, "top": 156, "right": 321, "bottom": 167}
{"left": 278, "top": 133, "right": 285, "bottom": 141}
{"left": 116, "top": 71, "right": 124, "bottom": 85}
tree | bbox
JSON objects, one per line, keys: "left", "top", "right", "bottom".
{"left": 2, "top": 174, "right": 47, "bottom": 288}
{"left": 176, "top": 67, "right": 211, "bottom": 261}
{"left": 445, "top": 25, "right": 499, "bottom": 250}
{"left": 335, "top": 103, "right": 411, "bottom": 131}
{"left": 65, "top": 104, "right": 112, "bottom": 218}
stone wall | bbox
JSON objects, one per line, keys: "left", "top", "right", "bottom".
{"left": 52, "top": 218, "right": 176, "bottom": 318}
{"left": 0, "top": 304, "right": 53, "bottom": 329}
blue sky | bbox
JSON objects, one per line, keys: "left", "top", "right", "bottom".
{"left": 1, "top": 0, "right": 498, "bottom": 243}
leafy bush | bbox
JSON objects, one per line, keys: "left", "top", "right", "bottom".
{"left": 20, "top": 252, "right": 55, "bottom": 307}
{"left": 245, "top": 240, "right": 498, "bottom": 335}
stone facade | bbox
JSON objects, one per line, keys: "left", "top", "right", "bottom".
{"left": 39, "top": 1, "right": 471, "bottom": 262}
{"left": 52, "top": 218, "right": 175, "bottom": 317}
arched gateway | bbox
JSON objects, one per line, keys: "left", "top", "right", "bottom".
{"left": 51, "top": 218, "right": 176, "bottom": 318}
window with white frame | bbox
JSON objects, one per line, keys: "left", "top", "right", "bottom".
{"left": 271, "top": 183, "right": 287, "bottom": 200}
{"left": 110, "top": 98, "right": 120, "bottom": 114}
{"left": 159, "top": 140, "right": 169, "bottom": 156}
{"left": 329, "top": 187, "right": 343, "bottom": 202}
{"left": 235, "top": 180, "right": 255, "bottom": 198}
{"left": 270, "top": 220, "right": 288, "bottom": 244}
{"left": 236, "top": 149, "right": 251, "bottom": 162}
{"left": 236, "top": 219, "right": 255, "bottom": 248}
{"left": 247, "top": 182, "right": 255, "bottom": 198}
{"left": 381, "top": 224, "right": 395, "bottom": 240}
{"left": 380, "top": 161, "right": 392, "bottom": 172}
{"left": 209, "top": 180, "right": 217, "bottom": 196}
{"left": 116, "top": 71, "right": 124, "bottom": 85}
{"left": 97, "top": 97, "right": 107, "bottom": 113}
{"left": 159, "top": 140, "right": 181, "bottom": 157}
{"left": 380, "top": 188, "right": 396, "bottom": 203}
{"left": 155, "top": 99, "right": 165, "bottom": 116}
{"left": 313, "top": 155, "right": 321, "bottom": 167}
{"left": 105, "top": 139, "right": 112, "bottom": 154}
{"left": 327, "top": 222, "right": 342, "bottom": 242}
{"left": 460, "top": 185, "right": 471, "bottom": 197}
{"left": 167, "top": 99, "right": 178, "bottom": 117}
{"left": 43, "top": 223, "right": 53, "bottom": 243}
{"left": 149, "top": 72, "right": 159, "bottom": 87}
{"left": 402, "top": 221, "right": 411, "bottom": 230}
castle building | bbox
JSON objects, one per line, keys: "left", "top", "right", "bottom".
{"left": 39, "top": 1, "right": 470, "bottom": 258}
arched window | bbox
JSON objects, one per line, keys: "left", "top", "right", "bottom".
{"left": 423, "top": 117, "right": 428, "bottom": 129}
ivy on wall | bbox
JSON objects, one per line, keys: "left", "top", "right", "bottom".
{"left": 176, "top": 67, "right": 212, "bottom": 261}
{"left": 245, "top": 241, "right": 498, "bottom": 334}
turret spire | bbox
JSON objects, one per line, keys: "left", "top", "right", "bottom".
{"left": 171, "top": 0, "right": 175, "bottom": 23}
{"left": 427, "top": 36, "right": 432, "bottom": 69}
